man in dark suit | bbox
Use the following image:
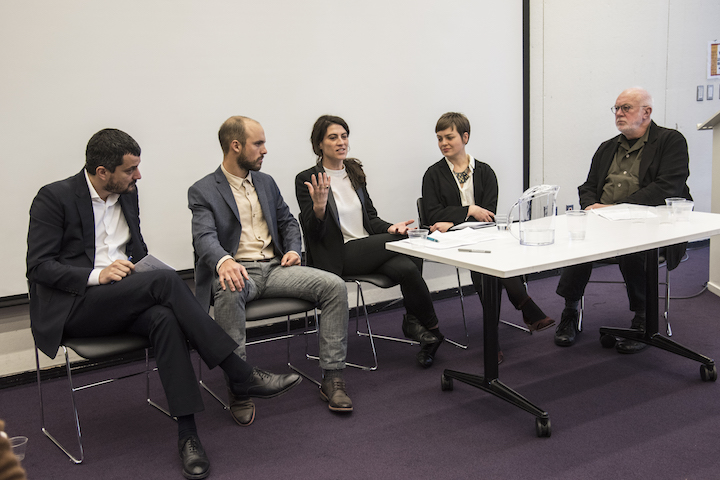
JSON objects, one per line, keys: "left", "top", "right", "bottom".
{"left": 188, "top": 117, "right": 352, "bottom": 423}
{"left": 554, "top": 88, "right": 692, "bottom": 353}
{"left": 27, "top": 128, "right": 301, "bottom": 480}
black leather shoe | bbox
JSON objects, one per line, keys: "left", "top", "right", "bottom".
{"left": 321, "top": 370, "right": 353, "bottom": 412}
{"left": 229, "top": 368, "right": 301, "bottom": 399}
{"left": 416, "top": 333, "right": 444, "bottom": 368}
{"left": 227, "top": 389, "right": 255, "bottom": 426}
{"left": 616, "top": 314, "right": 648, "bottom": 354}
{"left": 179, "top": 435, "right": 210, "bottom": 480}
{"left": 616, "top": 339, "right": 649, "bottom": 354}
{"left": 402, "top": 314, "right": 438, "bottom": 344}
{"left": 554, "top": 308, "right": 579, "bottom": 346}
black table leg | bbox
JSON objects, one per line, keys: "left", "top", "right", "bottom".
{"left": 441, "top": 274, "right": 551, "bottom": 436}
{"left": 599, "top": 248, "right": 717, "bottom": 381}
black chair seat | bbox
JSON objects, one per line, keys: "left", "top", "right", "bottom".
{"left": 342, "top": 274, "right": 398, "bottom": 289}
{"left": 62, "top": 333, "right": 151, "bottom": 360}
{"left": 245, "top": 298, "right": 317, "bottom": 322}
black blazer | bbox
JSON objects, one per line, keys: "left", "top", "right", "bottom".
{"left": 578, "top": 121, "right": 691, "bottom": 270}
{"left": 579, "top": 121, "right": 692, "bottom": 208}
{"left": 26, "top": 170, "right": 147, "bottom": 357}
{"left": 421, "top": 158, "right": 499, "bottom": 226}
{"left": 295, "top": 163, "right": 391, "bottom": 276}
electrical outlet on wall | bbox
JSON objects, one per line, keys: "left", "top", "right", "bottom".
{"left": 697, "top": 86, "right": 704, "bottom": 101}
{"left": 708, "top": 85, "right": 714, "bottom": 100}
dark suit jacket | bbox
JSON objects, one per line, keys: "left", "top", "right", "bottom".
{"left": 295, "top": 163, "right": 392, "bottom": 276}
{"left": 579, "top": 121, "right": 692, "bottom": 269}
{"left": 421, "top": 158, "right": 499, "bottom": 226}
{"left": 579, "top": 121, "right": 692, "bottom": 208}
{"left": 26, "top": 170, "right": 148, "bottom": 357}
{"left": 188, "top": 166, "right": 302, "bottom": 312}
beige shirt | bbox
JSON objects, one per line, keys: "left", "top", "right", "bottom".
{"left": 600, "top": 127, "right": 650, "bottom": 205}
{"left": 221, "top": 164, "right": 275, "bottom": 262}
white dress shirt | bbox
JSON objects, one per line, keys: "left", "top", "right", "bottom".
{"left": 84, "top": 170, "right": 131, "bottom": 286}
{"left": 325, "top": 167, "right": 368, "bottom": 243}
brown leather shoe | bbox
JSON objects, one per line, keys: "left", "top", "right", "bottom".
{"left": 321, "top": 370, "right": 353, "bottom": 412}
{"left": 524, "top": 316, "right": 556, "bottom": 332}
{"left": 227, "top": 390, "right": 255, "bottom": 426}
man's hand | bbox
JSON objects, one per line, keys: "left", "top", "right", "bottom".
{"left": 99, "top": 259, "right": 135, "bottom": 285}
{"left": 218, "top": 258, "right": 250, "bottom": 292}
{"left": 388, "top": 219, "right": 415, "bottom": 235}
{"left": 280, "top": 251, "right": 301, "bottom": 267}
{"left": 467, "top": 205, "right": 494, "bottom": 222}
{"left": 584, "top": 203, "right": 611, "bottom": 210}
{"left": 430, "top": 222, "right": 453, "bottom": 233}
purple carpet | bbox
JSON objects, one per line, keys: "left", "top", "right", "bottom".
{"left": 2, "top": 245, "right": 719, "bottom": 479}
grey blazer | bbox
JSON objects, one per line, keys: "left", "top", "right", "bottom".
{"left": 188, "top": 166, "right": 302, "bottom": 311}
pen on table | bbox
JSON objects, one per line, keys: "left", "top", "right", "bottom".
{"left": 425, "top": 237, "right": 439, "bottom": 243}
{"left": 458, "top": 248, "right": 491, "bottom": 253}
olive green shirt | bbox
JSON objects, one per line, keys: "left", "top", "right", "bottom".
{"left": 600, "top": 127, "right": 651, "bottom": 205}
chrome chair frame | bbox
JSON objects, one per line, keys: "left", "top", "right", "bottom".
{"left": 579, "top": 254, "right": 680, "bottom": 335}
{"left": 198, "top": 297, "right": 320, "bottom": 404}
{"left": 35, "top": 334, "right": 171, "bottom": 464}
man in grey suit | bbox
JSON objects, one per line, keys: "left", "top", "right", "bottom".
{"left": 189, "top": 116, "right": 352, "bottom": 423}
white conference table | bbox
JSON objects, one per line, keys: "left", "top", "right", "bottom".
{"left": 387, "top": 210, "right": 720, "bottom": 436}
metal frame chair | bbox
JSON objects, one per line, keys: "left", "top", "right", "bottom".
{"left": 198, "top": 297, "right": 320, "bottom": 404}
{"left": 34, "top": 333, "right": 171, "bottom": 464}
{"left": 342, "top": 273, "right": 405, "bottom": 372}
{"left": 579, "top": 253, "right": 686, "bottom": 335}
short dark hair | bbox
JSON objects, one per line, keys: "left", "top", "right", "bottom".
{"left": 310, "top": 115, "right": 350, "bottom": 158}
{"left": 85, "top": 128, "right": 141, "bottom": 175}
{"left": 219, "top": 116, "right": 253, "bottom": 155}
{"left": 435, "top": 112, "right": 471, "bottom": 140}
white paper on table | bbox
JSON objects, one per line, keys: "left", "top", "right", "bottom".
{"left": 134, "top": 254, "right": 175, "bottom": 272}
{"left": 590, "top": 204, "right": 657, "bottom": 221}
{"left": 393, "top": 228, "right": 501, "bottom": 250}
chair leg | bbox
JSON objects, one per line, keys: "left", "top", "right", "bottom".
{"left": 37, "top": 346, "right": 84, "bottom": 464}
{"left": 578, "top": 296, "right": 584, "bottom": 332}
{"left": 289, "top": 309, "right": 322, "bottom": 386}
{"left": 197, "top": 354, "right": 229, "bottom": 409}
{"left": 664, "top": 267, "right": 672, "bottom": 336}
{"left": 443, "top": 268, "right": 470, "bottom": 349}
{"left": 145, "top": 349, "right": 172, "bottom": 417}
{"left": 351, "top": 281, "right": 380, "bottom": 370}
{"left": 493, "top": 275, "right": 530, "bottom": 334}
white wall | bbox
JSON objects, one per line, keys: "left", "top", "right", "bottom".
{"left": 531, "top": 0, "right": 720, "bottom": 212}
{"left": 0, "top": 0, "right": 524, "bottom": 298}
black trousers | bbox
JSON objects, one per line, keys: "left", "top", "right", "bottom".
{"left": 64, "top": 269, "right": 238, "bottom": 417}
{"left": 343, "top": 233, "right": 439, "bottom": 328}
{"left": 556, "top": 252, "right": 646, "bottom": 314}
{"left": 470, "top": 272, "right": 531, "bottom": 311}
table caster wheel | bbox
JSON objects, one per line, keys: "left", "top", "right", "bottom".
{"left": 535, "top": 417, "right": 551, "bottom": 438}
{"left": 700, "top": 364, "right": 717, "bottom": 382}
{"left": 441, "top": 374, "right": 453, "bottom": 391}
{"left": 600, "top": 334, "right": 617, "bottom": 349}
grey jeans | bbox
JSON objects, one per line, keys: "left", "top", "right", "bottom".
{"left": 213, "top": 258, "right": 349, "bottom": 370}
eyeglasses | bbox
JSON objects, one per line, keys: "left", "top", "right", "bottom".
{"left": 611, "top": 104, "right": 648, "bottom": 114}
